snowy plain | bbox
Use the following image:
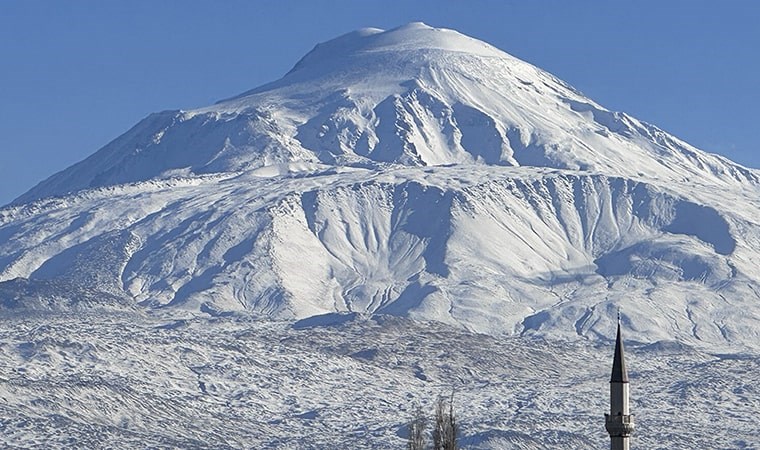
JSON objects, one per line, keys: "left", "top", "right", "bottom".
{"left": 1, "top": 22, "right": 760, "bottom": 448}
{"left": 0, "top": 312, "right": 758, "bottom": 449}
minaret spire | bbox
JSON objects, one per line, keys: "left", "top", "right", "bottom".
{"left": 611, "top": 318, "right": 628, "bottom": 383}
{"left": 605, "top": 314, "right": 634, "bottom": 449}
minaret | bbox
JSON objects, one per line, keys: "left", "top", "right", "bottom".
{"left": 605, "top": 316, "right": 634, "bottom": 449}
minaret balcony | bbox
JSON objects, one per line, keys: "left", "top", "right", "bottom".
{"left": 605, "top": 413, "right": 635, "bottom": 436}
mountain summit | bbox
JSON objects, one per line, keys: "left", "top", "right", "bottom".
{"left": 3, "top": 24, "right": 760, "bottom": 351}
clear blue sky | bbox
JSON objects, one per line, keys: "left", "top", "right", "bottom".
{"left": 1, "top": 1, "right": 758, "bottom": 206}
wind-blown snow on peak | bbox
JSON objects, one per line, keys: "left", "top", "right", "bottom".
{"left": 14, "top": 23, "right": 758, "bottom": 204}
{"left": 283, "top": 22, "right": 508, "bottom": 77}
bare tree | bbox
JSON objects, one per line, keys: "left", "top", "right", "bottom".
{"left": 432, "top": 392, "right": 458, "bottom": 450}
{"left": 406, "top": 403, "right": 426, "bottom": 450}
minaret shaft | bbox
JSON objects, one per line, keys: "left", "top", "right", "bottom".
{"left": 610, "top": 436, "right": 630, "bottom": 450}
{"left": 610, "top": 382, "right": 629, "bottom": 415}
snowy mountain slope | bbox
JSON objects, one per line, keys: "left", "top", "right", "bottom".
{"left": 2, "top": 23, "right": 760, "bottom": 353}
{"left": 2, "top": 165, "right": 760, "bottom": 352}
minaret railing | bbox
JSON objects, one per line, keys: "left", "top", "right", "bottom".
{"left": 604, "top": 412, "right": 635, "bottom": 437}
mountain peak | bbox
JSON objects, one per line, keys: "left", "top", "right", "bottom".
{"left": 13, "top": 24, "right": 758, "bottom": 205}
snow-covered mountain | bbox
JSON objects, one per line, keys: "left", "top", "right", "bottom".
{"left": 3, "top": 22, "right": 760, "bottom": 352}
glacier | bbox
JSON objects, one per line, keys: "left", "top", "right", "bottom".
{"left": 1, "top": 22, "right": 759, "bottom": 448}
